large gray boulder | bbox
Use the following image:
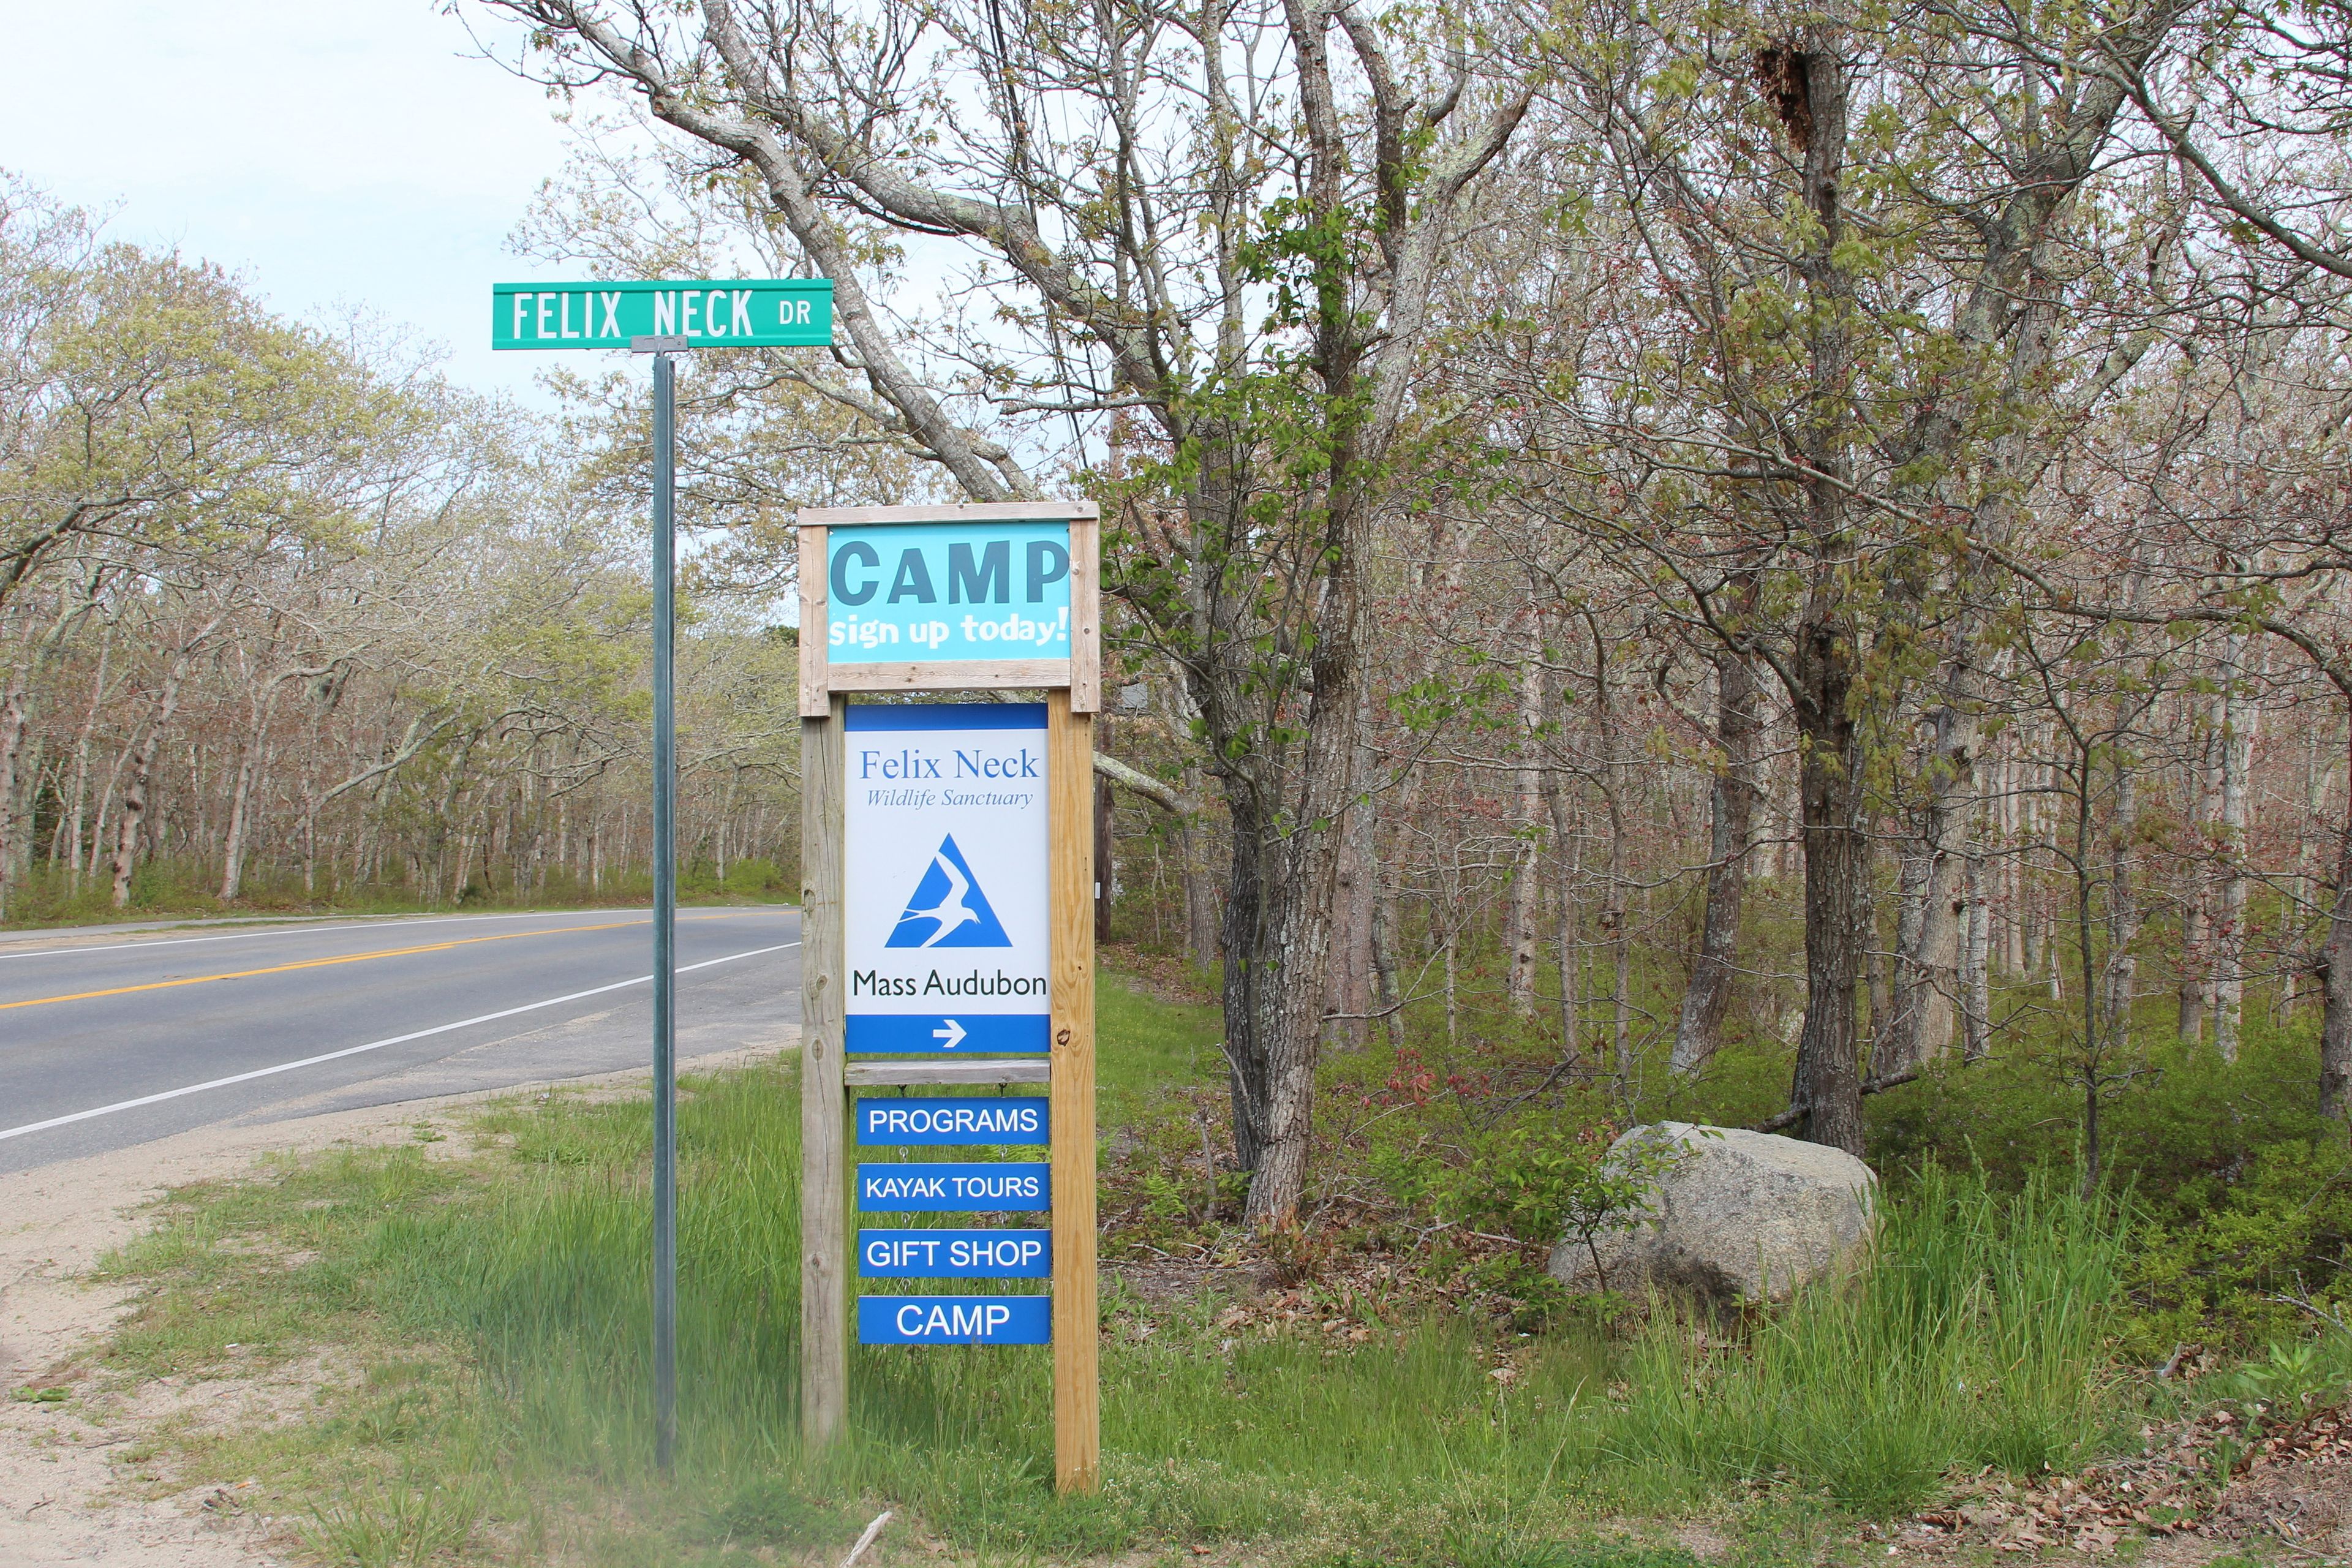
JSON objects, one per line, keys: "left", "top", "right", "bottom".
{"left": 1547, "top": 1122, "right": 1876, "bottom": 1305}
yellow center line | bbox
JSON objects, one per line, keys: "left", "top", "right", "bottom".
{"left": 0, "top": 912, "right": 762, "bottom": 1013}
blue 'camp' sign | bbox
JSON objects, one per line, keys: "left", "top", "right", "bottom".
{"left": 856, "top": 1097, "right": 1047, "bottom": 1145}
{"left": 859, "top": 1229, "right": 1051, "bottom": 1278}
{"left": 859, "top": 1294, "right": 1052, "bottom": 1344}
{"left": 858, "top": 1161, "right": 1049, "bottom": 1210}
{"left": 827, "top": 521, "right": 1071, "bottom": 663}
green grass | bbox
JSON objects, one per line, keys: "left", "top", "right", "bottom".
{"left": 91, "top": 970, "right": 2146, "bottom": 1566}
{"left": 1095, "top": 968, "right": 1221, "bottom": 1124}
{"left": 1605, "top": 1166, "right": 2132, "bottom": 1513}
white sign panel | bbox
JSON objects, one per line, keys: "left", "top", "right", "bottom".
{"left": 843, "top": 703, "right": 1049, "bottom": 1054}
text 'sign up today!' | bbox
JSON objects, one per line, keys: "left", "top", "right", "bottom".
{"left": 842, "top": 704, "right": 1050, "bottom": 1054}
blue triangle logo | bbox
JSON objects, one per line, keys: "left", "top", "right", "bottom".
{"left": 887, "top": 835, "right": 1012, "bottom": 948}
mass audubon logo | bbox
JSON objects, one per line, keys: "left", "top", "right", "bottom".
{"left": 888, "top": 835, "right": 1011, "bottom": 948}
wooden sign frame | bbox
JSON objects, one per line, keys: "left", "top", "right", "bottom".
{"left": 797, "top": 502, "right": 1100, "bottom": 1495}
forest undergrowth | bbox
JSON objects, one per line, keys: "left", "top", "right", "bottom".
{"left": 68, "top": 951, "right": 2352, "bottom": 1567}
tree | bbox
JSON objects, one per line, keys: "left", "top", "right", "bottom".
{"left": 1466, "top": 0, "right": 2193, "bottom": 1148}
{"left": 479, "top": 0, "right": 1546, "bottom": 1222}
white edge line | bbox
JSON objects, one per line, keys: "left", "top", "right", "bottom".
{"left": 0, "top": 908, "right": 673, "bottom": 962}
{"left": 0, "top": 941, "right": 802, "bottom": 1143}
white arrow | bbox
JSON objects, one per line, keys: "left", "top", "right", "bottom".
{"left": 933, "top": 1019, "right": 967, "bottom": 1050}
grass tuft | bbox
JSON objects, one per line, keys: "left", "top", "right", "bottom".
{"left": 1600, "top": 1164, "right": 2129, "bottom": 1513}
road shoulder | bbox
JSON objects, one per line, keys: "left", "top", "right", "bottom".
{"left": 0, "top": 1042, "right": 785, "bottom": 1566}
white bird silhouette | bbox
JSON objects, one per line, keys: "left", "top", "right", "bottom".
{"left": 896, "top": 847, "right": 981, "bottom": 948}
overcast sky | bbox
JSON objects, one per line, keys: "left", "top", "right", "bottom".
{"left": 0, "top": 1, "right": 598, "bottom": 402}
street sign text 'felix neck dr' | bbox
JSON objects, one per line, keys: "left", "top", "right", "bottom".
{"left": 492, "top": 279, "right": 833, "bottom": 350}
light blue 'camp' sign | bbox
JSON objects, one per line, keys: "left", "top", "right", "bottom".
{"left": 827, "top": 521, "right": 1071, "bottom": 664}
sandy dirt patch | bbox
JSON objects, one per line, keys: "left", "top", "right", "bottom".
{"left": 0, "top": 1042, "right": 786, "bottom": 1567}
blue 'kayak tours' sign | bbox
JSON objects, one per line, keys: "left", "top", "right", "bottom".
{"left": 857, "top": 1161, "right": 1049, "bottom": 1211}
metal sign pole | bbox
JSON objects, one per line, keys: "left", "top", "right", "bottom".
{"left": 496, "top": 291, "right": 834, "bottom": 1481}
{"left": 650, "top": 348, "right": 679, "bottom": 1473}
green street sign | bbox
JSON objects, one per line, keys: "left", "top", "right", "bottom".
{"left": 491, "top": 279, "right": 833, "bottom": 350}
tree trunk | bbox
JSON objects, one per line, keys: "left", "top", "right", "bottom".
{"left": 1870, "top": 844, "right": 1904, "bottom": 1038}
{"left": 111, "top": 677, "right": 188, "bottom": 908}
{"left": 1868, "top": 851, "right": 1896, "bottom": 1041}
{"left": 1963, "top": 840, "right": 1991, "bottom": 1058}
{"left": 2104, "top": 731, "right": 2141, "bottom": 1044}
{"left": 1880, "top": 725, "right": 1970, "bottom": 1072}
{"left": 1221, "top": 559, "right": 1370, "bottom": 1227}
{"left": 1093, "top": 767, "right": 1116, "bottom": 943}
{"left": 1326, "top": 682, "right": 1379, "bottom": 1049}
{"left": 0, "top": 665, "right": 26, "bottom": 919}
{"left": 219, "top": 675, "right": 291, "bottom": 905}
{"left": 1544, "top": 725, "right": 1581, "bottom": 1066}
{"left": 1371, "top": 881, "right": 1403, "bottom": 1049}
{"left": 1782, "top": 38, "right": 1868, "bottom": 1158}
{"left": 2291, "top": 714, "right": 2330, "bottom": 1019}
{"left": 1181, "top": 811, "right": 1219, "bottom": 970}
{"left": 65, "top": 622, "right": 112, "bottom": 888}
{"left": 1582, "top": 611, "right": 1634, "bottom": 1092}
{"left": 451, "top": 827, "right": 477, "bottom": 903}
{"left": 1505, "top": 619, "right": 1547, "bottom": 1020}
{"left": 1672, "top": 644, "right": 1758, "bottom": 1074}
{"left": 2180, "top": 711, "right": 2216, "bottom": 1041}
{"left": 107, "top": 616, "right": 220, "bottom": 911}
{"left": 218, "top": 737, "right": 260, "bottom": 902}
{"left": 2323, "top": 713, "right": 2352, "bottom": 1117}
{"left": 1790, "top": 635, "right": 1869, "bottom": 1155}
{"left": 2214, "top": 634, "right": 2253, "bottom": 1060}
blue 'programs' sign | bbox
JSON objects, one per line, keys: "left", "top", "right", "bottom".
{"left": 859, "top": 1294, "right": 1050, "bottom": 1344}
{"left": 828, "top": 521, "right": 1070, "bottom": 663}
{"left": 857, "top": 1097, "right": 1047, "bottom": 1145}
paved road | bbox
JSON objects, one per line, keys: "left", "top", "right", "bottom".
{"left": 0, "top": 907, "right": 802, "bottom": 1175}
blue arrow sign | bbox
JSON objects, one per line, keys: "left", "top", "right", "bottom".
{"left": 856, "top": 1097, "right": 1048, "bottom": 1145}
{"left": 859, "top": 1294, "right": 1051, "bottom": 1345}
{"left": 859, "top": 1229, "right": 1051, "bottom": 1278}
{"left": 845, "top": 1014, "right": 1048, "bottom": 1054}
{"left": 858, "top": 1162, "right": 1049, "bottom": 1211}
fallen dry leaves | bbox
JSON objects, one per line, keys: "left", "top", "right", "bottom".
{"left": 1904, "top": 1400, "right": 2352, "bottom": 1556}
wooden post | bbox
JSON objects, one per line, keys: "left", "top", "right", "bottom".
{"left": 1048, "top": 690, "right": 1099, "bottom": 1493}
{"left": 1067, "top": 513, "right": 1101, "bottom": 713}
{"left": 799, "top": 696, "right": 848, "bottom": 1444}
{"left": 797, "top": 523, "right": 830, "bottom": 718}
